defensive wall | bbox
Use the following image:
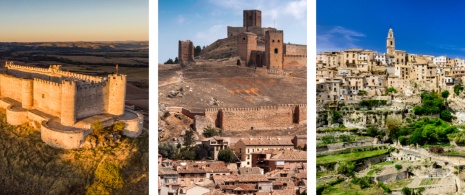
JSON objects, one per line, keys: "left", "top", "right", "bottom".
{"left": 205, "top": 104, "right": 306, "bottom": 131}
{"left": 284, "top": 44, "right": 307, "bottom": 56}
{"left": 283, "top": 54, "right": 307, "bottom": 70}
{"left": 0, "top": 62, "right": 143, "bottom": 149}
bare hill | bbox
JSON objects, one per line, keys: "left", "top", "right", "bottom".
{"left": 199, "top": 37, "right": 237, "bottom": 59}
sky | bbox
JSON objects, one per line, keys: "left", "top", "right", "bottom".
{"left": 158, "top": 0, "right": 307, "bottom": 63}
{"left": 0, "top": 0, "right": 148, "bottom": 42}
{"left": 317, "top": 0, "right": 465, "bottom": 59}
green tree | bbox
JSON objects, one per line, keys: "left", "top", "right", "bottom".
{"left": 217, "top": 148, "right": 236, "bottom": 163}
{"left": 332, "top": 111, "right": 342, "bottom": 123}
{"left": 395, "top": 164, "right": 402, "bottom": 170}
{"left": 194, "top": 145, "right": 210, "bottom": 160}
{"left": 440, "top": 110, "right": 453, "bottom": 122}
{"left": 322, "top": 135, "right": 336, "bottom": 144}
{"left": 203, "top": 126, "right": 218, "bottom": 138}
{"left": 177, "top": 148, "right": 196, "bottom": 160}
{"left": 164, "top": 58, "right": 174, "bottom": 64}
{"left": 401, "top": 187, "right": 412, "bottom": 195}
{"left": 441, "top": 90, "right": 450, "bottom": 99}
{"left": 366, "top": 127, "right": 379, "bottom": 137}
{"left": 454, "top": 84, "right": 464, "bottom": 95}
{"left": 159, "top": 142, "right": 177, "bottom": 159}
{"left": 387, "top": 86, "right": 397, "bottom": 94}
{"left": 194, "top": 46, "right": 202, "bottom": 57}
{"left": 174, "top": 57, "right": 179, "bottom": 64}
{"left": 183, "top": 130, "right": 195, "bottom": 147}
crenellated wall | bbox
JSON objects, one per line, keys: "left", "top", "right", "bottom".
{"left": 283, "top": 54, "right": 307, "bottom": 70}
{"left": 284, "top": 44, "right": 307, "bottom": 55}
{"left": 204, "top": 104, "right": 306, "bottom": 131}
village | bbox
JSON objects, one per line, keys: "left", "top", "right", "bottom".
{"left": 316, "top": 28, "right": 465, "bottom": 194}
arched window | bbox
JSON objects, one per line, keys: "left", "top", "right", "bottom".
{"left": 274, "top": 48, "right": 278, "bottom": 54}
{"left": 390, "top": 41, "right": 393, "bottom": 45}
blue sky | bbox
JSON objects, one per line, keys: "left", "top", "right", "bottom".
{"left": 317, "top": 0, "right": 465, "bottom": 59}
{"left": 0, "top": 0, "right": 148, "bottom": 42}
{"left": 158, "top": 0, "right": 307, "bottom": 63}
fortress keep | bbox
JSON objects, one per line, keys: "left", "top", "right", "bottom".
{"left": 0, "top": 62, "right": 144, "bottom": 149}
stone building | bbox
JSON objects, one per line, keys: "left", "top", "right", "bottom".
{"left": 178, "top": 40, "right": 194, "bottom": 66}
{"left": 0, "top": 62, "right": 143, "bottom": 149}
{"left": 234, "top": 137, "right": 294, "bottom": 167}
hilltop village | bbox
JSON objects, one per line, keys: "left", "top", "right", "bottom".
{"left": 159, "top": 10, "right": 307, "bottom": 195}
{"left": 316, "top": 28, "right": 465, "bottom": 194}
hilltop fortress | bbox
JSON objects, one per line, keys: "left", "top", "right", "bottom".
{"left": 0, "top": 62, "right": 143, "bottom": 149}
{"left": 179, "top": 10, "right": 307, "bottom": 71}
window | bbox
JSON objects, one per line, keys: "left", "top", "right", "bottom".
{"left": 391, "top": 41, "right": 393, "bottom": 45}
{"left": 272, "top": 40, "right": 275, "bottom": 43}
{"left": 274, "top": 48, "right": 278, "bottom": 54}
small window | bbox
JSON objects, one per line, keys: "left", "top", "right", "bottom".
{"left": 278, "top": 40, "right": 280, "bottom": 43}
{"left": 42, "top": 94, "right": 45, "bottom": 98}
{"left": 243, "top": 37, "right": 245, "bottom": 41}
{"left": 274, "top": 48, "right": 278, "bottom": 54}
{"left": 272, "top": 40, "right": 275, "bottom": 43}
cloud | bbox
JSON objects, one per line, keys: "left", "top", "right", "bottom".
{"left": 176, "top": 15, "right": 185, "bottom": 24}
{"left": 195, "top": 24, "right": 226, "bottom": 46}
{"left": 317, "top": 26, "right": 366, "bottom": 53}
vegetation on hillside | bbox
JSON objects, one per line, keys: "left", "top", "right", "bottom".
{"left": 396, "top": 118, "right": 458, "bottom": 146}
{"left": 0, "top": 113, "right": 148, "bottom": 194}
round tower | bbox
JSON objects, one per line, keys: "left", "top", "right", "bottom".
{"left": 21, "top": 79, "right": 33, "bottom": 109}
{"left": 61, "top": 80, "right": 76, "bottom": 126}
{"left": 107, "top": 74, "right": 126, "bottom": 116}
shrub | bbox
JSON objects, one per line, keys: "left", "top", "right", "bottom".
{"left": 378, "top": 182, "right": 391, "bottom": 193}
{"left": 217, "top": 148, "right": 236, "bottom": 163}
{"left": 351, "top": 176, "right": 372, "bottom": 189}
{"left": 454, "top": 84, "right": 464, "bottom": 95}
{"left": 442, "top": 90, "right": 450, "bottom": 98}
{"left": 202, "top": 126, "right": 218, "bottom": 138}
{"left": 395, "top": 164, "right": 402, "bottom": 170}
{"left": 387, "top": 86, "right": 397, "bottom": 94}
{"left": 440, "top": 110, "right": 453, "bottom": 122}
{"left": 366, "top": 127, "right": 378, "bottom": 137}
{"left": 94, "top": 162, "right": 124, "bottom": 189}
{"left": 337, "top": 161, "right": 355, "bottom": 176}
{"left": 112, "top": 122, "right": 125, "bottom": 132}
{"left": 86, "top": 182, "right": 111, "bottom": 195}
{"left": 339, "top": 135, "right": 352, "bottom": 142}
{"left": 322, "top": 135, "right": 336, "bottom": 144}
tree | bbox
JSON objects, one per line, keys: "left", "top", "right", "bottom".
{"left": 164, "top": 58, "right": 174, "bottom": 64}
{"left": 441, "top": 90, "right": 450, "bottom": 99}
{"left": 386, "top": 114, "right": 403, "bottom": 139}
{"left": 454, "top": 84, "right": 464, "bottom": 95}
{"left": 195, "top": 145, "right": 210, "bottom": 160}
{"left": 177, "top": 148, "right": 195, "bottom": 160}
{"left": 366, "top": 127, "right": 379, "bottom": 137}
{"left": 174, "top": 57, "right": 179, "bottom": 64}
{"left": 401, "top": 187, "right": 412, "bottom": 195}
{"left": 395, "top": 164, "right": 402, "bottom": 170}
{"left": 158, "top": 142, "right": 177, "bottom": 159}
{"left": 217, "top": 148, "right": 236, "bottom": 163}
{"left": 203, "top": 126, "right": 218, "bottom": 138}
{"left": 194, "top": 46, "right": 202, "bottom": 57}
{"left": 440, "top": 110, "right": 453, "bottom": 122}
{"left": 86, "top": 182, "right": 111, "bottom": 195}
{"left": 387, "top": 86, "right": 397, "bottom": 94}
{"left": 183, "top": 130, "right": 195, "bottom": 147}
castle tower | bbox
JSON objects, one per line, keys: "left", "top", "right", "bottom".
{"left": 237, "top": 32, "right": 257, "bottom": 66}
{"left": 61, "top": 80, "right": 76, "bottom": 126}
{"left": 21, "top": 79, "right": 33, "bottom": 109}
{"left": 243, "top": 10, "right": 261, "bottom": 28}
{"left": 107, "top": 74, "right": 126, "bottom": 116}
{"left": 265, "top": 30, "right": 284, "bottom": 70}
{"left": 387, "top": 27, "right": 395, "bottom": 56}
{"left": 178, "top": 40, "right": 194, "bottom": 66}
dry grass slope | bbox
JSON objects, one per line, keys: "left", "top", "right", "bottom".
{"left": 0, "top": 113, "right": 148, "bottom": 194}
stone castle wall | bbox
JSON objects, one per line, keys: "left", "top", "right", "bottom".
{"left": 284, "top": 44, "right": 307, "bottom": 55}
{"left": 283, "top": 55, "right": 307, "bottom": 70}
{"left": 0, "top": 63, "right": 142, "bottom": 149}
{"left": 205, "top": 104, "right": 306, "bottom": 131}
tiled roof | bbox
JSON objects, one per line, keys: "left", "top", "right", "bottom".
{"left": 269, "top": 150, "right": 307, "bottom": 161}
{"left": 239, "top": 138, "right": 293, "bottom": 146}
{"left": 175, "top": 161, "right": 230, "bottom": 173}
{"left": 238, "top": 167, "right": 262, "bottom": 175}
{"left": 158, "top": 167, "right": 178, "bottom": 175}
{"left": 213, "top": 174, "right": 269, "bottom": 184}
{"left": 219, "top": 184, "right": 257, "bottom": 191}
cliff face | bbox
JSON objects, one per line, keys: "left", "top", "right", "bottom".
{"left": 448, "top": 96, "right": 465, "bottom": 124}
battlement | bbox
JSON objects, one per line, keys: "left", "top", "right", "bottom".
{"left": 60, "top": 70, "right": 106, "bottom": 83}
{"left": 284, "top": 54, "right": 307, "bottom": 58}
{"left": 108, "top": 74, "right": 127, "bottom": 80}
{"left": 6, "top": 62, "right": 49, "bottom": 73}
{"left": 266, "top": 30, "right": 284, "bottom": 34}
{"left": 33, "top": 78, "right": 62, "bottom": 86}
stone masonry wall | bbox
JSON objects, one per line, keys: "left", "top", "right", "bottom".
{"left": 75, "top": 83, "right": 107, "bottom": 119}
{"left": 33, "top": 78, "right": 62, "bottom": 117}
{"left": 284, "top": 44, "right": 307, "bottom": 55}
{"left": 0, "top": 74, "right": 23, "bottom": 102}
{"left": 283, "top": 55, "right": 307, "bottom": 70}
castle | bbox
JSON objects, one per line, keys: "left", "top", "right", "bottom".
{"left": 0, "top": 62, "right": 143, "bottom": 149}
{"left": 179, "top": 10, "right": 307, "bottom": 71}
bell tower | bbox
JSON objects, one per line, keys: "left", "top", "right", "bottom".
{"left": 386, "top": 27, "right": 395, "bottom": 56}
